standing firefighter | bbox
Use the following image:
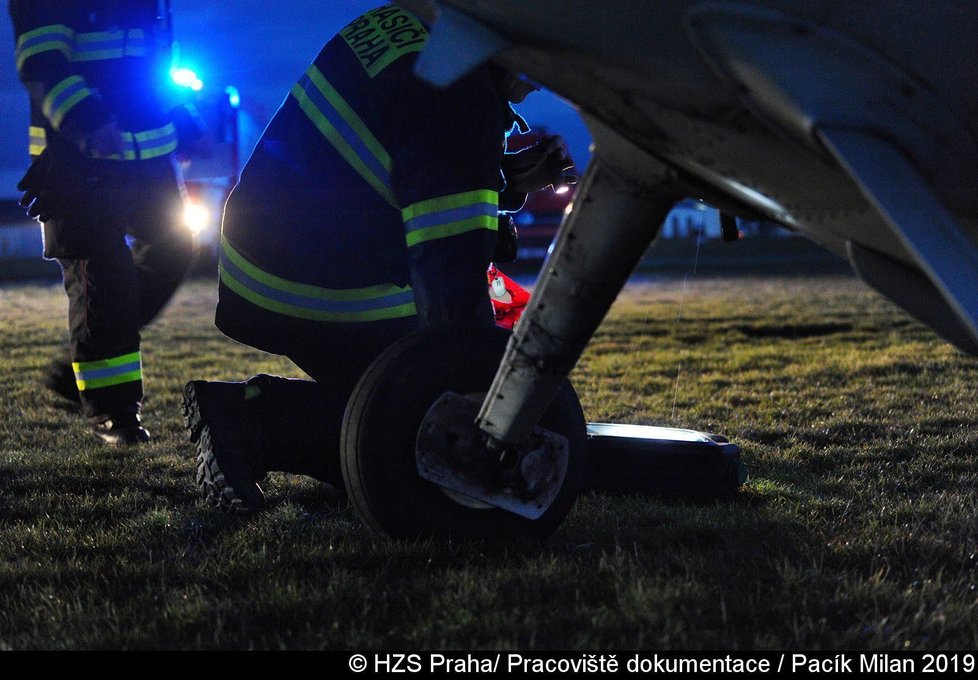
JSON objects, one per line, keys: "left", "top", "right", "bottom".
{"left": 183, "top": 4, "right": 573, "bottom": 513}
{"left": 10, "top": 0, "right": 205, "bottom": 444}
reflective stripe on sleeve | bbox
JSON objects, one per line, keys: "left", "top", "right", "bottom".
{"left": 92, "top": 124, "right": 178, "bottom": 161}
{"left": 16, "top": 26, "right": 148, "bottom": 69}
{"left": 15, "top": 24, "right": 73, "bottom": 70}
{"left": 132, "top": 123, "right": 178, "bottom": 159}
{"left": 72, "top": 29, "right": 147, "bottom": 61}
{"left": 401, "top": 190, "right": 499, "bottom": 247}
{"left": 42, "top": 75, "right": 94, "bottom": 129}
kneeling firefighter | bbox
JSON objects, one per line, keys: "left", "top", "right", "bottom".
{"left": 183, "top": 4, "right": 575, "bottom": 512}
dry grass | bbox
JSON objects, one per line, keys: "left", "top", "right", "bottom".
{"left": 0, "top": 272, "right": 976, "bottom": 650}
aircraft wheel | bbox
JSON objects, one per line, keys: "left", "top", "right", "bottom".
{"left": 341, "top": 323, "right": 587, "bottom": 540}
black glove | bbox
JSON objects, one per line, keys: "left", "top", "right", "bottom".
{"left": 17, "top": 150, "right": 68, "bottom": 223}
{"left": 17, "top": 148, "right": 129, "bottom": 224}
{"left": 503, "top": 135, "right": 578, "bottom": 194}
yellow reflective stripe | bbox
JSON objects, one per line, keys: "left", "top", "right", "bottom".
{"left": 29, "top": 126, "right": 47, "bottom": 157}
{"left": 221, "top": 235, "right": 404, "bottom": 302}
{"left": 43, "top": 76, "right": 93, "bottom": 129}
{"left": 15, "top": 24, "right": 73, "bottom": 70}
{"left": 76, "top": 369, "right": 142, "bottom": 391}
{"left": 133, "top": 123, "right": 178, "bottom": 159}
{"left": 71, "top": 49, "right": 124, "bottom": 61}
{"left": 219, "top": 236, "right": 417, "bottom": 323}
{"left": 74, "top": 30, "right": 121, "bottom": 41}
{"left": 290, "top": 66, "right": 398, "bottom": 207}
{"left": 305, "top": 67, "right": 391, "bottom": 172}
{"left": 402, "top": 190, "right": 498, "bottom": 222}
{"left": 405, "top": 215, "right": 497, "bottom": 248}
{"left": 71, "top": 31, "right": 122, "bottom": 61}
{"left": 137, "top": 143, "right": 177, "bottom": 160}
{"left": 90, "top": 125, "right": 176, "bottom": 161}
{"left": 133, "top": 124, "right": 175, "bottom": 142}
{"left": 401, "top": 189, "right": 499, "bottom": 247}
{"left": 72, "top": 29, "right": 147, "bottom": 61}
{"left": 115, "top": 132, "right": 138, "bottom": 161}
{"left": 73, "top": 351, "right": 141, "bottom": 371}
{"left": 17, "top": 27, "right": 149, "bottom": 66}
{"left": 72, "top": 352, "right": 142, "bottom": 391}
{"left": 221, "top": 268, "right": 417, "bottom": 323}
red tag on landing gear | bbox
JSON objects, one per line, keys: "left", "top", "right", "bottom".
{"left": 487, "top": 264, "right": 531, "bottom": 330}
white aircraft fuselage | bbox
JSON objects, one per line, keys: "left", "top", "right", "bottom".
{"left": 397, "top": 0, "right": 977, "bottom": 450}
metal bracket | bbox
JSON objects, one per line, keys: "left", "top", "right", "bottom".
{"left": 416, "top": 391, "right": 568, "bottom": 520}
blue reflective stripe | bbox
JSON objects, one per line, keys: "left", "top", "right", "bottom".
{"left": 404, "top": 202, "right": 499, "bottom": 235}
{"left": 295, "top": 73, "right": 391, "bottom": 190}
{"left": 72, "top": 30, "right": 147, "bottom": 60}
{"left": 17, "top": 29, "right": 72, "bottom": 52}
{"left": 74, "top": 361, "right": 141, "bottom": 382}
{"left": 133, "top": 123, "right": 178, "bottom": 158}
{"left": 72, "top": 351, "right": 142, "bottom": 390}
{"left": 46, "top": 77, "right": 87, "bottom": 114}
{"left": 29, "top": 126, "right": 46, "bottom": 156}
{"left": 48, "top": 79, "right": 85, "bottom": 112}
{"left": 219, "top": 248, "right": 415, "bottom": 314}
{"left": 15, "top": 25, "right": 73, "bottom": 68}
{"left": 43, "top": 76, "right": 92, "bottom": 128}
{"left": 102, "top": 125, "right": 177, "bottom": 161}
{"left": 119, "top": 133, "right": 138, "bottom": 160}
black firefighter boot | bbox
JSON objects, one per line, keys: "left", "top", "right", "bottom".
{"left": 183, "top": 375, "right": 345, "bottom": 515}
{"left": 92, "top": 412, "right": 151, "bottom": 446}
{"left": 183, "top": 378, "right": 270, "bottom": 515}
{"left": 246, "top": 374, "right": 346, "bottom": 490}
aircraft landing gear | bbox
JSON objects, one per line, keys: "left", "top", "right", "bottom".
{"left": 340, "top": 323, "right": 588, "bottom": 540}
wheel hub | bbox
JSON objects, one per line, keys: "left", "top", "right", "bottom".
{"left": 415, "top": 391, "right": 569, "bottom": 520}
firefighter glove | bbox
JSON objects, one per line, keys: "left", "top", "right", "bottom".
{"left": 17, "top": 150, "right": 67, "bottom": 223}
{"left": 503, "top": 135, "right": 577, "bottom": 194}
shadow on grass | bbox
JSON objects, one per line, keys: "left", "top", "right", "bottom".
{"left": 736, "top": 322, "right": 853, "bottom": 339}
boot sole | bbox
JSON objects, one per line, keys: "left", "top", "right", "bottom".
{"left": 183, "top": 381, "right": 265, "bottom": 515}
{"left": 182, "top": 381, "right": 206, "bottom": 443}
{"left": 195, "top": 426, "right": 265, "bottom": 515}
{"left": 92, "top": 426, "right": 151, "bottom": 446}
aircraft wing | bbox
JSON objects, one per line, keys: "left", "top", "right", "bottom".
{"left": 398, "top": 0, "right": 978, "bottom": 354}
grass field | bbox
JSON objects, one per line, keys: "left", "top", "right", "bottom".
{"left": 1, "top": 272, "right": 976, "bottom": 650}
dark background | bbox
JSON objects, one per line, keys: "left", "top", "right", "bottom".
{"left": 0, "top": 1, "right": 591, "bottom": 199}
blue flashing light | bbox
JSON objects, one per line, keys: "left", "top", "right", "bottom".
{"left": 171, "top": 66, "right": 204, "bottom": 91}
{"left": 224, "top": 86, "right": 241, "bottom": 108}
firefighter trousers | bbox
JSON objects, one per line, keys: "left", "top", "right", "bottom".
{"left": 226, "top": 318, "right": 419, "bottom": 486}
{"left": 45, "top": 155, "right": 194, "bottom": 421}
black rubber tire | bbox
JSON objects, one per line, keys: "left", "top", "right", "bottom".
{"left": 340, "top": 323, "right": 587, "bottom": 540}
